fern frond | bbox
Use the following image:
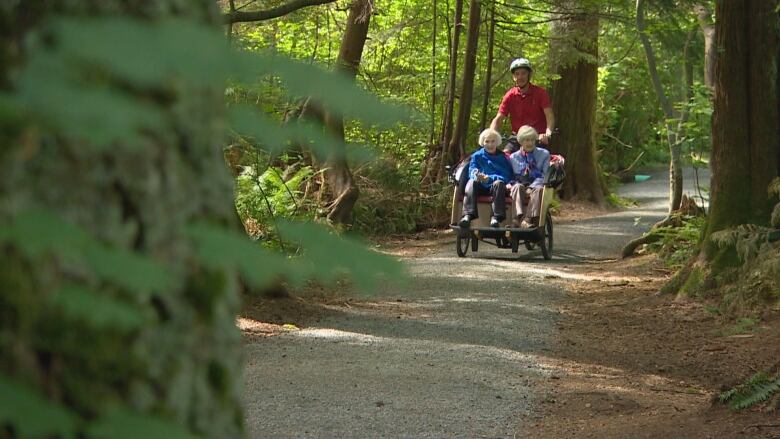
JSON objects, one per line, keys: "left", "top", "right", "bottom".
{"left": 720, "top": 372, "right": 780, "bottom": 410}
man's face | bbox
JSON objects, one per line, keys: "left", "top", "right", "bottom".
{"left": 483, "top": 135, "right": 500, "bottom": 153}
{"left": 512, "top": 68, "right": 530, "bottom": 88}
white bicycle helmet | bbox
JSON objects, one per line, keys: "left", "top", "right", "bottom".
{"left": 510, "top": 58, "right": 532, "bottom": 73}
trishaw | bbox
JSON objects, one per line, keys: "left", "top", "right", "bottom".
{"left": 447, "top": 140, "right": 565, "bottom": 260}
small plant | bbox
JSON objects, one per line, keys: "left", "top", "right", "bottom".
{"left": 606, "top": 193, "right": 637, "bottom": 208}
{"left": 646, "top": 215, "right": 705, "bottom": 269}
{"left": 716, "top": 317, "right": 759, "bottom": 337}
{"left": 719, "top": 372, "right": 780, "bottom": 410}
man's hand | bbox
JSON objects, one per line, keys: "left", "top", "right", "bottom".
{"left": 539, "top": 133, "right": 550, "bottom": 145}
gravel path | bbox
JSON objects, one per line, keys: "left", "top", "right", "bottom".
{"left": 243, "top": 168, "right": 709, "bottom": 438}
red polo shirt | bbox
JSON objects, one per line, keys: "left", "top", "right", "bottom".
{"left": 498, "top": 84, "right": 551, "bottom": 134}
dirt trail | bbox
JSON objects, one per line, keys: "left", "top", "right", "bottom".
{"left": 242, "top": 168, "right": 780, "bottom": 438}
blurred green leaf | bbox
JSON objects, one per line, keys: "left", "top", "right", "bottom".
{"left": 277, "top": 221, "right": 404, "bottom": 291}
{"left": 50, "top": 17, "right": 230, "bottom": 88}
{"left": 83, "top": 244, "right": 174, "bottom": 299}
{"left": 0, "top": 376, "right": 78, "bottom": 439}
{"left": 186, "top": 222, "right": 298, "bottom": 289}
{"left": 48, "top": 285, "right": 150, "bottom": 332}
{"left": 231, "top": 51, "right": 412, "bottom": 127}
{"left": 228, "top": 104, "right": 375, "bottom": 161}
{"left": 0, "top": 209, "right": 173, "bottom": 296}
{"left": 88, "top": 408, "right": 194, "bottom": 439}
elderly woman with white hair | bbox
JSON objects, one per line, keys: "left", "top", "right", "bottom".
{"left": 459, "top": 128, "right": 514, "bottom": 228}
{"left": 509, "top": 125, "right": 550, "bottom": 228}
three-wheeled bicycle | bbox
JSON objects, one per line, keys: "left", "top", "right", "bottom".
{"left": 447, "top": 137, "right": 565, "bottom": 260}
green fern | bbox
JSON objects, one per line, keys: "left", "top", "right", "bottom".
{"left": 720, "top": 372, "right": 780, "bottom": 410}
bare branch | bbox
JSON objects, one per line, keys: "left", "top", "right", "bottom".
{"left": 223, "top": 0, "right": 337, "bottom": 24}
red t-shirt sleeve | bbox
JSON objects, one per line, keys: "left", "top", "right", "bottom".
{"left": 498, "top": 90, "right": 512, "bottom": 116}
{"left": 538, "top": 87, "right": 551, "bottom": 109}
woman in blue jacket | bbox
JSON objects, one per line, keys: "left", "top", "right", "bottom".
{"left": 459, "top": 129, "right": 514, "bottom": 228}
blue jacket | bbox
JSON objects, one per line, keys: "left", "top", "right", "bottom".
{"left": 509, "top": 147, "right": 550, "bottom": 188}
{"left": 468, "top": 147, "right": 514, "bottom": 189}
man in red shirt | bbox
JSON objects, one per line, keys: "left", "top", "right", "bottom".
{"left": 490, "top": 58, "right": 555, "bottom": 148}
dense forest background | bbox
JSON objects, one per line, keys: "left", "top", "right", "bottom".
{"left": 224, "top": 0, "right": 718, "bottom": 235}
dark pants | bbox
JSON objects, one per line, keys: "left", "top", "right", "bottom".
{"left": 462, "top": 179, "right": 506, "bottom": 220}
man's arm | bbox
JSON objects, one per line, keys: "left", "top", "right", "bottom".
{"left": 540, "top": 107, "right": 555, "bottom": 144}
{"left": 489, "top": 112, "right": 506, "bottom": 131}
{"left": 543, "top": 107, "right": 555, "bottom": 135}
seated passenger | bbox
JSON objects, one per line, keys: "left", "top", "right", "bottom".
{"left": 459, "top": 128, "right": 513, "bottom": 228}
{"left": 509, "top": 125, "right": 550, "bottom": 228}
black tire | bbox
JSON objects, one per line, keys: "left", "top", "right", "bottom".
{"left": 456, "top": 233, "right": 469, "bottom": 257}
{"left": 539, "top": 213, "right": 554, "bottom": 260}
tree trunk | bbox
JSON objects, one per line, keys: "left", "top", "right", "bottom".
{"left": 323, "top": 0, "right": 372, "bottom": 224}
{"left": 705, "top": 0, "right": 779, "bottom": 238}
{"left": 440, "top": 0, "right": 464, "bottom": 150}
{"left": 479, "top": 2, "right": 496, "bottom": 132}
{"left": 636, "top": 0, "right": 683, "bottom": 213}
{"left": 447, "top": 0, "right": 481, "bottom": 164}
{"left": 662, "top": 0, "right": 779, "bottom": 295}
{"left": 429, "top": 0, "right": 438, "bottom": 145}
{"left": 549, "top": 5, "right": 604, "bottom": 205}
{"left": 693, "top": 2, "right": 716, "bottom": 95}
{"left": 0, "top": 2, "right": 244, "bottom": 438}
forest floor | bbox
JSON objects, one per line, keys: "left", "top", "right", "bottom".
{"left": 240, "top": 169, "right": 780, "bottom": 438}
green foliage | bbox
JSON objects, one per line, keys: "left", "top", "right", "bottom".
{"left": 719, "top": 372, "right": 780, "bottom": 410}
{"left": 87, "top": 408, "right": 196, "bottom": 439}
{"left": 647, "top": 215, "right": 705, "bottom": 269}
{"left": 0, "top": 377, "right": 78, "bottom": 439}
{"left": 710, "top": 224, "right": 774, "bottom": 263}
{"left": 606, "top": 193, "right": 637, "bottom": 208}
{"left": 235, "top": 163, "right": 315, "bottom": 234}
{"left": 715, "top": 317, "right": 759, "bottom": 337}
{"left": 2, "top": 11, "right": 408, "bottom": 439}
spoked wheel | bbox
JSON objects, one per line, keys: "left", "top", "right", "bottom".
{"left": 539, "top": 212, "right": 554, "bottom": 260}
{"left": 456, "top": 233, "right": 470, "bottom": 257}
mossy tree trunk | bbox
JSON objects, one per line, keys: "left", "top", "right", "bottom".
{"left": 549, "top": 2, "right": 605, "bottom": 205}
{"left": 0, "top": 2, "right": 244, "bottom": 438}
{"left": 705, "top": 0, "right": 779, "bottom": 240}
{"left": 664, "top": 0, "right": 779, "bottom": 296}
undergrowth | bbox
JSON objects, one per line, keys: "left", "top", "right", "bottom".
{"left": 719, "top": 371, "right": 780, "bottom": 410}
{"left": 647, "top": 215, "right": 705, "bottom": 269}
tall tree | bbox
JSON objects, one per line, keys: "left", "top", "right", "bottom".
{"left": 0, "top": 2, "right": 244, "bottom": 437}
{"left": 323, "top": 0, "right": 372, "bottom": 224}
{"left": 705, "top": 0, "right": 779, "bottom": 238}
{"left": 665, "top": 0, "right": 779, "bottom": 293}
{"left": 693, "top": 2, "right": 716, "bottom": 94}
{"left": 440, "top": 0, "right": 465, "bottom": 150}
{"left": 549, "top": 2, "right": 604, "bottom": 205}
{"left": 479, "top": 1, "right": 496, "bottom": 131}
{"left": 636, "top": 0, "right": 684, "bottom": 213}
{"left": 447, "top": 0, "right": 482, "bottom": 164}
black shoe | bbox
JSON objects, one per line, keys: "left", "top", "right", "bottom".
{"left": 459, "top": 215, "right": 472, "bottom": 228}
{"left": 490, "top": 217, "right": 501, "bottom": 228}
